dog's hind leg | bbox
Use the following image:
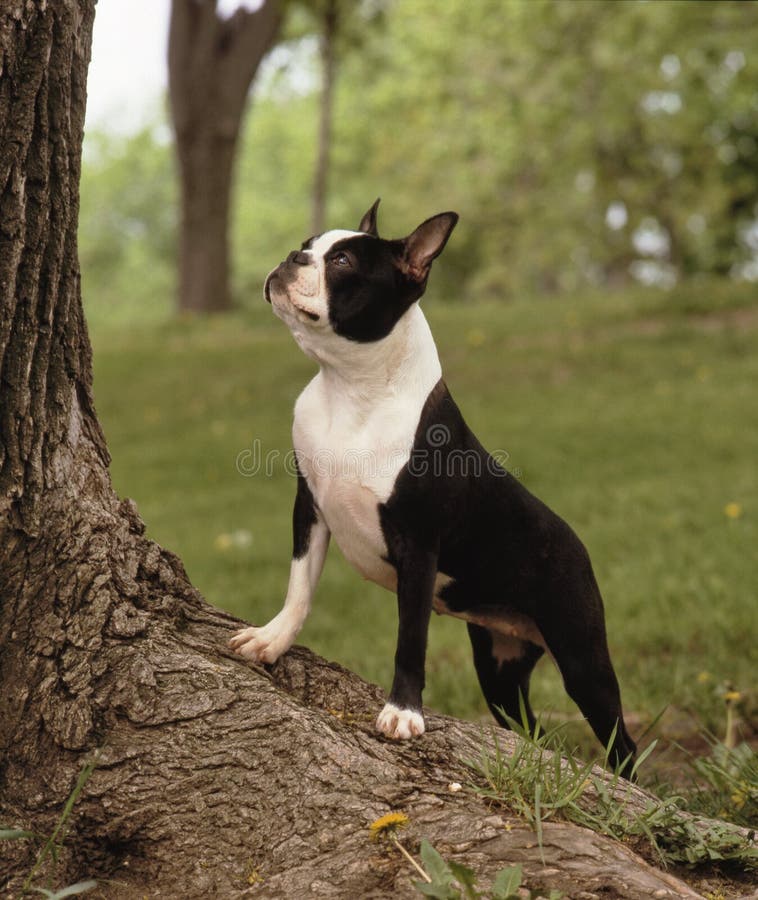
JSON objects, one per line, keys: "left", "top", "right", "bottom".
{"left": 467, "top": 623, "right": 544, "bottom": 732}
{"left": 535, "top": 585, "right": 638, "bottom": 778}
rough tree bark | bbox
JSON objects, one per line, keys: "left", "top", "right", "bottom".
{"left": 168, "top": 0, "right": 282, "bottom": 313}
{"left": 0, "top": 3, "right": 754, "bottom": 899}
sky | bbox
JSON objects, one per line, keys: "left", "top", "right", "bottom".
{"left": 86, "top": 0, "right": 256, "bottom": 132}
{"left": 86, "top": 0, "right": 170, "bottom": 132}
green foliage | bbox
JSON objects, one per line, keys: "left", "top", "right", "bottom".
{"left": 329, "top": 0, "right": 758, "bottom": 296}
{"left": 281, "top": 0, "right": 387, "bottom": 51}
{"left": 80, "top": 124, "right": 176, "bottom": 328}
{"left": 0, "top": 828, "right": 37, "bottom": 840}
{"left": 0, "top": 759, "right": 98, "bottom": 895}
{"left": 664, "top": 738, "right": 758, "bottom": 829}
{"left": 414, "top": 841, "right": 560, "bottom": 899}
{"left": 79, "top": 0, "right": 758, "bottom": 317}
{"left": 338, "top": 0, "right": 758, "bottom": 296}
{"left": 29, "top": 884, "right": 97, "bottom": 899}
{"left": 233, "top": 92, "right": 317, "bottom": 301}
{"left": 472, "top": 714, "right": 647, "bottom": 854}
{"left": 470, "top": 720, "right": 757, "bottom": 871}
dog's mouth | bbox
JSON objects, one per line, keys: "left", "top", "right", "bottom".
{"left": 294, "top": 304, "right": 319, "bottom": 322}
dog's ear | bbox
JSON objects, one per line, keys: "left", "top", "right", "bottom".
{"left": 358, "top": 198, "right": 381, "bottom": 236}
{"left": 398, "top": 212, "right": 458, "bottom": 283}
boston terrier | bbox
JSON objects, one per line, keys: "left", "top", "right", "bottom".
{"left": 230, "top": 199, "right": 637, "bottom": 777}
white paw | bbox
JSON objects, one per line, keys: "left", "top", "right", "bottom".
{"left": 375, "top": 703, "right": 425, "bottom": 740}
{"left": 228, "top": 622, "right": 292, "bottom": 664}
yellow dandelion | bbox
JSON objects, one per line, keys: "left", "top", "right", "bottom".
{"left": 697, "top": 671, "right": 711, "bottom": 684}
{"left": 214, "top": 532, "right": 233, "bottom": 551}
{"left": 724, "top": 689, "right": 742, "bottom": 704}
{"left": 724, "top": 502, "right": 742, "bottom": 519}
{"left": 369, "top": 811, "right": 410, "bottom": 841}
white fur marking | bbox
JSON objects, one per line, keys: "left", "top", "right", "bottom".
{"left": 266, "top": 233, "right": 360, "bottom": 334}
{"left": 292, "top": 305, "right": 442, "bottom": 591}
{"left": 376, "top": 702, "right": 425, "bottom": 740}
{"left": 229, "top": 520, "right": 329, "bottom": 664}
{"left": 309, "top": 229, "right": 363, "bottom": 257}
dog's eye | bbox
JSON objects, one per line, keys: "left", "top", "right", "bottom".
{"left": 332, "top": 252, "right": 350, "bottom": 267}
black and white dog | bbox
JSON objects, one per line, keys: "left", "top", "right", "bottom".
{"left": 230, "top": 200, "right": 637, "bottom": 776}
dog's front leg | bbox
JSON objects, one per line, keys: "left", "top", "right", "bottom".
{"left": 230, "top": 470, "right": 329, "bottom": 664}
{"left": 376, "top": 545, "right": 437, "bottom": 740}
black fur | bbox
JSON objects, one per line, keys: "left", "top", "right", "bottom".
{"left": 273, "top": 210, "right": 458, "bottom": 343}
{"left": 292, "top": 459, "right": 317, "bottom": 559}
{"left": 323, "top": 235, "right": 419, "bottom": 343}
{"left": 272, "top": 203, "right": 635, "bottom": 776}
{"left": 380, "top": 380, "right": 637, "bottom": 777}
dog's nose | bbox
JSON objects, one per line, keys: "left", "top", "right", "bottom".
{"left": 287, "top": 250, "right": 310, "bottom": 266}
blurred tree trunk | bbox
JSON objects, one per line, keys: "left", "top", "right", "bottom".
{"left": 168, "top": 0, "right": 282, "bottom": 313}
{"left": 311, "top": 0, "right": 338, "bottom": 235}
{"left": 0, "top": 5, "right": 747, "bottom": 898}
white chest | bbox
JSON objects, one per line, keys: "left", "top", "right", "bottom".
{"left": 294, "top": 383, "right": 415, "bottom": 589}
{"left": 291, "top": 308, "right": 442, "bottom": 590}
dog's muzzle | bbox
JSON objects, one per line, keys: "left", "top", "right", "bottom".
{"left": 265, "top": 251, "right": 309, "bottom": 305}
{"left": 264, "top": 256, "right": 320, "bottom": 322}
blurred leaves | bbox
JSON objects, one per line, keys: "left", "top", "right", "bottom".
{"left": 80, "top": 0, "right": 758, "bottom": 314}
{"left": 80, "top": 124, "right": 176, "bottom": 325}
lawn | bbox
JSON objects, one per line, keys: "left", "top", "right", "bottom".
{"left": 89, "top": 280, "right": 757, "bottom": 774}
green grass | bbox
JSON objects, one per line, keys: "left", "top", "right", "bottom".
{"left": 89, "top": 280, "right": 758, "bottom": 758}
{"left": 470, "top": 719, "right": 757, "bottom": 872}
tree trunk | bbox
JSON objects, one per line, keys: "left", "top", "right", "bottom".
{"left": 168, "top": 0, "right": 282, "bottom": 313}
{"left": 0, "top": 4, "right": 753, "bottom": 899}
{"left": 311, "top": 0, "right": 338, "bottom": 236}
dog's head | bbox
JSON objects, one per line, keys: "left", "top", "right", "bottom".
{"left": 264, "top": 200, "right": 457, "bottom": 361}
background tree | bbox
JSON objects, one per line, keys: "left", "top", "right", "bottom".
{"left": 80, "top": 0, "right": 758, "bottom": 313}
{"left": 332, "top": 0, "right": 758, "bottom": 297}
{"left": 168, "top": 0, "right": 282, "bottom": 313}
{"left": 311, "top": 0, "right": 338, "bottom": 234}
{"left": 297, "top": 0, "right": 386, "bottom": 235}
{"left": 1, "top": 4, "right": 751, "bottom": 896}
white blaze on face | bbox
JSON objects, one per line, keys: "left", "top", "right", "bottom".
{"left": 308, "top": 229, "right": 362, "bottom": 259}
{"left": 268, "top": 230, "right": 363, "bottom": 329}
{"left": 267, "top": 229, "right": 365, "bottom": 357}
